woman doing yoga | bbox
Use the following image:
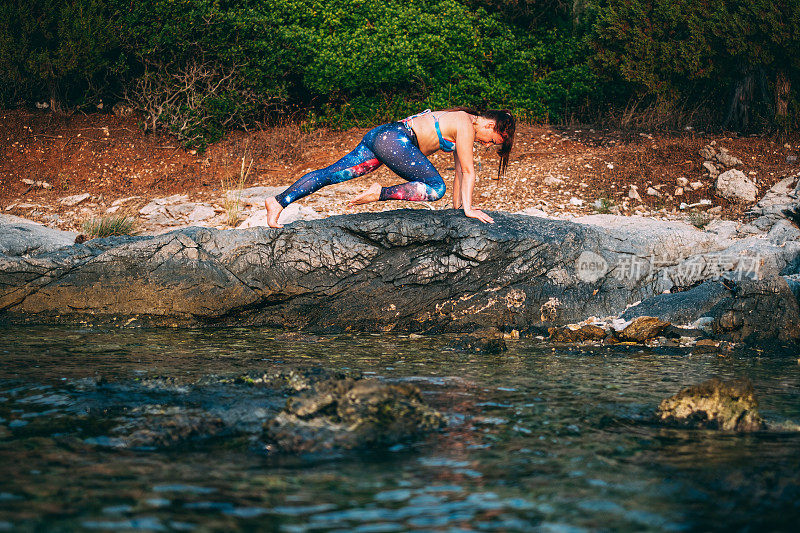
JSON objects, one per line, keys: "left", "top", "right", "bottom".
{"left": 264, "top": 108, "right": 516, "bottom": 227}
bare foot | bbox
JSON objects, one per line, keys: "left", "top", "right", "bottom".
{"left": 349, "top": 183, "right": 382, "bottom": 206}
{"left": 265, "top": 196, "right": 284, "bottom": 228}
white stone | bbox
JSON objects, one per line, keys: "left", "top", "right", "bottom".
{"left": 569, "top": 197, "right": 584, "bottom": 206}
{"left": 690, "top": 181, "right": 704, "bottom": 190}
{"left": 227, "top": 186, "right": 288, "bottom": 207}
{"left": 59, "top": 193, "right": 90, "bottom": 206}
{"left": 698, "top": 145, "right": 716, "bottom": 160}
{"left": 646, "top": 187, "right": 661, "bottom": 197}
{"left": 676, "top": 177, "right": 689, "bottom": 187}
{"left": 165, "top": 203, "right": 199, "bottom": 219}
{"left": 139, "top": 201, "right": 162, "bottom": 216}
{"left": 674, "top": 187, "right": 684, "bottom": 196}
{"left": 159, "top": 194, "right": 189, "bottom": 205}
{"left": 628, "top": 185, "right": 641, "bottom": 201}
{"left": 679, "top": 199, "right": 712, "bottom": 210}
{"left": 186, "top": 205, "right": 216, "bottom": 223}
{"left": 716, "top": 169, "right": 758, "bottom": 203}
{"left": 543, "top": 175, "right": 564, "bottom": 187}
{"left": 21, "top": 179, "right": 52, "bottom": 189}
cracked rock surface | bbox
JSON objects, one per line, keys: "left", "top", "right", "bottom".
{"left": 1, "top": 208, "right": 799, "bottom": 340}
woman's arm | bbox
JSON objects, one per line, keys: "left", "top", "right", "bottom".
{"left": 454, "top": 116, "right": 494, "bottom": 224}
{"left": 453, "top": 154, "right": 462, "bottom": 209}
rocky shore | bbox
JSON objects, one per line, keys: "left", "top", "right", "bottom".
{"left": 2, "top": 174, "right": 798, "bottom": 346}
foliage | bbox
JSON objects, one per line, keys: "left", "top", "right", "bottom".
{"left": 2, "top": 0, "right": 799, "bottom": 141}
{"left": 249, "top": 0, "right": 597, "bottom": 127}
{"left": 0, "top": 0, "right": 118, "bottom": 110}
{"left": 112, "top": 0, "right": 285, "bottom": 149}
{"left": 591, "top": 0, "right": 800, "bottom": 131}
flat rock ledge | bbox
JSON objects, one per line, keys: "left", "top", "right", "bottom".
{"left": 1, "top": 208, "right": 799, "bottom": 343}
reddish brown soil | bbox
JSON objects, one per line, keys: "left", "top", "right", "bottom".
{"left": 1, "top": 108, "right": 798, "bottom": 231}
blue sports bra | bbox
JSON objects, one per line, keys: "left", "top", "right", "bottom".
{"left": 401, "top": 110, "right": 456, "bottom": 153}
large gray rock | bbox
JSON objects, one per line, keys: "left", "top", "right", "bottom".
{"left": 742, "top": 174, "right": 800, "bottom": 234}
{"left": 622, "top": 281, "right": 732, "bottom": 325}
{"left": 1, "top": 210, "right": 798, "bottom": 342}
{"left": 706, "top": 276, "right": 800, "bottom": 343}
{"left": 0, "top": 215, "right": 78, "bottom": 256}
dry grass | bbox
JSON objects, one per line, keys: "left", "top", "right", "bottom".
{"left": 222, "top": 146, "right": 253, "bottom": 226}
{"left": 81, "top": 215, "right": 137, "bottom": 237}
{"left": 605, "top": 97, "right": 718, "bottom": 132}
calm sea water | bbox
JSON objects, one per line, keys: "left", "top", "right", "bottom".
{"left": 1, "top": 326, "right": 798, "bottom": 532}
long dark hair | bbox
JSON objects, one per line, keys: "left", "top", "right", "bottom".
{"left": 448, "top": 107, "right": 516, "bottom": 178}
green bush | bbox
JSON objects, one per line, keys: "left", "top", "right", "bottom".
{"left": 256, "top": 0, "right": 597, "bottom": 127}
{"left": 0, "top": 0, "right": 117, "bottom": 110}
{"left": 591, "top": 0, "right": 800, "bottom": 131}
{"left": 4, "top": 0, "right": 796, "bottom": 143}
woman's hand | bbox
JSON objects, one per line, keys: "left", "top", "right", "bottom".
{"left": 463, "top": 207, "right": 494, "bottom": 224}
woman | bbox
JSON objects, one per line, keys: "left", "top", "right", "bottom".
{"left": 264, "top": 108, "right": 515, "bottom": 227}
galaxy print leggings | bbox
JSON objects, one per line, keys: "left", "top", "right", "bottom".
{"left": 274, "top": 122, "right": 446, "bottom": 208}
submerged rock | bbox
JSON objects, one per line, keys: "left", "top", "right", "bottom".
{"left": 656, "top": 378, "right": 764, "bottom": 431}
{"left": 237, "top": 368, "right": 353, "bottom": 392}
{"left": 264, "top": 378, "right": 445, "bottom": 453}
{"left": 110, "top": 409, "right": 227, "bottom": 449}
{"left": 449, "top": 327, "right": 507, "bottom": 353}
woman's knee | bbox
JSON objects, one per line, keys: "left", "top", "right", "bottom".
{"left": 428, "top": 178, "right": 446, "bottom": 201}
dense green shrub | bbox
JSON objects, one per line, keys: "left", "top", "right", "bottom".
{"left": 0, "top": 0, "right": 117, "bottom": 110}
{"left": 245, "top": 0, "right": 597, "bottom": 127}
{"left": 591, "top": 0, "right": 800, "bottom": 130}
{"left": 2, "top": 0, "right": 797, "bottom": 141}
{"left": 111, "top": 0, "right": 288, "bottom": 148}
{"left": 1, "top": 0, "right": 597, "bottom": 138}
